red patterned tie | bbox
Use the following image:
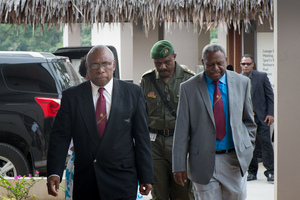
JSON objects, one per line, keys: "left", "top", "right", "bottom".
{"left": 213, "top": 80, "right": 226, "bottom": 141}
{"left": 96, "top": 88, "right": 107, "bottom": 138}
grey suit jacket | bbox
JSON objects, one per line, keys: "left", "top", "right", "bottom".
{"left": 250, "top": 70, "right": 274, "bottom": 126}
{"left": 172, "top": 70, "right": 256, "bottom": 184}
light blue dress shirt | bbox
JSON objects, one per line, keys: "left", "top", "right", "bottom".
{"left": 205, "top": 72, "right": 234, "bottom": 150}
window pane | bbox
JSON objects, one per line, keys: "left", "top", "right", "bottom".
{"left": 51, "top": 61, "right": 81, "bottom": 90}
{"left": 2, "top": 64, "right": 57, "bottom": 93}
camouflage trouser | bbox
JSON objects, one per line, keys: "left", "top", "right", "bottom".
{"left": 151, "top": 133, "right": 194, "bottom": 200}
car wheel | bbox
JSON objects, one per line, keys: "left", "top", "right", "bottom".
{"left": 0, "top": 143, "right": 30, "bottom": 177}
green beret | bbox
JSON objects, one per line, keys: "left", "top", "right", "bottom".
{"left": 150, "top": 40, "right": 174, "bottom": 59}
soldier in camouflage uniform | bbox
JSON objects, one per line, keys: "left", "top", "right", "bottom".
{"left": 140, "top": 40, "right": 195, "bottom": 200}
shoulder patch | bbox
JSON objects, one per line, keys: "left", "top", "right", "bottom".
{"left": 142, "top": 68, "right": 156, "bottom": 77}
{"left": 183, "top": 68, "right": 196, "bottom": 76}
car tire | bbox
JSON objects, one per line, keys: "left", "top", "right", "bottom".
{"left": 0, "top": 143, "right": 30, "bottom": 177}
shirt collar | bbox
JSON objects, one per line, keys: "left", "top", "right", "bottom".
{"left": 173, "top": 62, "right": 184, "bottom": 79}
{"left": 90, "top": 78, "right": 114, "bottom": 96}
{"left": 205, "top": 72, "right": 227, "bottom": 85}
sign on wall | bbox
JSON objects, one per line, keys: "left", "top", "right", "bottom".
{"left": 256, "top": 32, "right": 275, "bottom": 88}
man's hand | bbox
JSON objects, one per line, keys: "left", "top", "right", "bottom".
{"left": 173, "top": 171, "right": 187, "bottom": 186}
{"left": 265, "top": 115, "right": 274, "bottom": 126}
{"left": 139, "top": 183, "right": 152, "bottom": 195}
{"left": 47, "top": 175, "right": 60, "bottom": 197}
{"left": 70, "top": 145, "right": 75, "bottom": 152}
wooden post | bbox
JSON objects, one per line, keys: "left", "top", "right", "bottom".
{"left": 227, "top": 25, "right": 242, "bottom": 73}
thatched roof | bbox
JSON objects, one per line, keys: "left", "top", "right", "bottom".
{"left": 0, "top": 0, "right": 273, "bottom": 34}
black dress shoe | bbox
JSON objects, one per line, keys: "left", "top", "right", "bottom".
{"left": 267, "top": 174, "right": 274, "bottom": 181}
{"left": 247, "top": 174, "right": 257, "bottom": 181}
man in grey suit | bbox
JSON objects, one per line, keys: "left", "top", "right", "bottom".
{"left": 240, "top": 54, "right": 274, "bottom": 182}
{"left": 172, "top": 44, "right": 256, "bottom": 199}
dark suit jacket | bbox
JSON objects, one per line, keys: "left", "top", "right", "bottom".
{"left": 250, "top": 70, "right": 274, "bottom": 126}
{"left": 47, "top": 78, "right": 154, "bottom": 199}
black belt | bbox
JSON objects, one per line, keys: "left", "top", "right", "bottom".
{"left": 149, "top": 128, "right": 174, "bottom": 137}
{"left": 215, "top": 149, "right": 235, "bottom": 154}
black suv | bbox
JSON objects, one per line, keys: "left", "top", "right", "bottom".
{"left": 0, "top": 51, "right": 81, "bottom": 177}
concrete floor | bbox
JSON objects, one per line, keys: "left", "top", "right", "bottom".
{"left": 138, "top": 163, "right": 274, "bottom": 200}
{"left": 247, "top": 162, "right": 274, "bottom": 200}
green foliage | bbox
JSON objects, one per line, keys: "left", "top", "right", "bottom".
{"left": 0, "top": 23, "right": 91, "bottom": 52}
{"left": 210, "top": 28, "right": 218, "bottom": 44}
{"left": 81, "top": 24, "right": 91, "bottom": 46}
{"left": 0, "top": 24, "right": 63, "bottom": 52}
{"left": 0, "top": 172, "right": 42, "bottom": 200}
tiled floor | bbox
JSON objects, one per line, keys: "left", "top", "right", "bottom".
{"left": 138, "top": 163, "right": 274, "bottom": 200}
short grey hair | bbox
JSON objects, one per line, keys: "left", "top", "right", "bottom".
{"left": 202, "top": 44, "right": 226, "bottom": 63}
{"left": 86, "top": 45, "right": 114, "bottom": 63}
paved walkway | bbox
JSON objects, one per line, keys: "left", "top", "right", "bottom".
{"left": 138, "top": 163, "right": 274, "bottom": 200}
{"left": 247, "top": 162, "right": 274, "bottom": 200}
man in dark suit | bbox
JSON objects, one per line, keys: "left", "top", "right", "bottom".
{"left": 241, "top": 54, "right": 274, "bottom": 182}
{"left": 173, "top": 44, "right": 256, "bottom": 199}
{"left": 47, "top": 45, "right": 154, "bottom": 199}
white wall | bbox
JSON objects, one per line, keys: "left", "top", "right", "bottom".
{"left": 63, "top": 24, "right": 81, "bottom": 47}
{"left": 274, "top": 0, "right": 300, "bottom": 199}
{"left": 132, "top": 21, "right": 159, "bottom": 84}
{"left": 165, "top": 23, "right": 199, "bottom": 73}
{"left": 120, "top": 23, "right": 133, "bottom": 81}
{"left": 218, "top": 24, "right": 227, "bottom": 52}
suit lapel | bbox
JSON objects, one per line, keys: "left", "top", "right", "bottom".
{"left": 197, "top": 72, "right": 215, "bottom": 123}
{"left": 78, "top": 81, "right": 100, "bottom": 145}
{"left": 227, "top": 71, "right": 237, "bottom": 120}
{"left": 250, "top": 70, "right": 257, "bottom": 97}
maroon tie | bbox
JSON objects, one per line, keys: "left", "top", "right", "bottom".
{"left": 96, "top": 88, "right": 107, "bottom": 138}
{"left": 213, "top": 80, "right": 226, "bottom": 141}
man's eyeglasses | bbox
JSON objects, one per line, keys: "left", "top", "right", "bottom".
{"left": 89, "top": 60, "right": 114, "bottom": 70}
{"left": 241, "top": 62, "right": 253, "bottom": 66}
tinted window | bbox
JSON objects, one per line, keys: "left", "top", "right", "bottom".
{"left": 2, "top": 64, "right": 57, "bottom": 93}
{"left": 51, "top": 61, "right": 81, "bottom": 90}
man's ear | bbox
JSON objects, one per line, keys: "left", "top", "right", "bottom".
{"left": 85, "top": 63, "right": 90, "bottom": 76}
{"left": 112, "top": 60, "right": 116, "bottom": 72}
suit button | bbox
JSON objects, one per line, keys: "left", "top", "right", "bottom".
{"left": 94, "top": 159, "right": 97, "bottom": 163}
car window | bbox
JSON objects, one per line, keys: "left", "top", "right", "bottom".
{"left": 70, "top": 59, "right": 81, "bottom": 72}
{"left": 2, "top": 63, "right": 57, "bottom": 93}
{"left": 51, "top": 61, "right": 81, "bottom": 90}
